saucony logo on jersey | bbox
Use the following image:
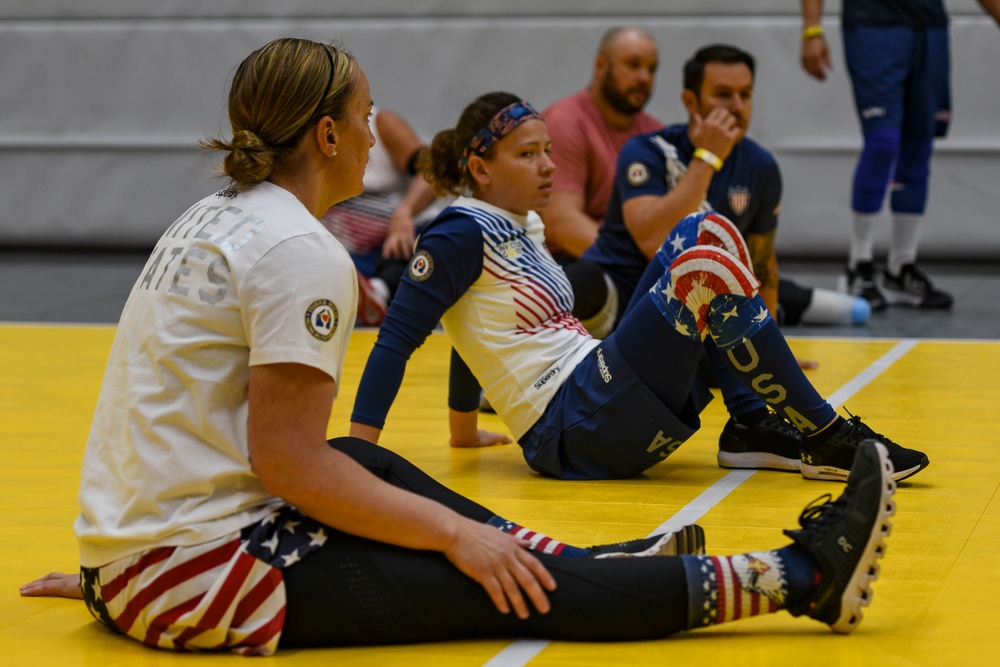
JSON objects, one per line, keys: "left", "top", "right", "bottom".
{"left": 596, "top": 347, "right": 612, "bottom": 383}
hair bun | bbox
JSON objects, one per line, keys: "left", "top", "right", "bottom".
{"left": 231, "top": 130, "right": 266, "bottom": 153}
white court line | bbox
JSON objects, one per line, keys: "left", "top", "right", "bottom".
{"left": 824, "top": 339, "right": 918, "bottom": 409}
{"left": 648, "top": 469, "right": 757, "bottom": 535}
{"left": 483, "top": 338, "right": 918, "bottom": 667}
{"left": 482, "top": 640, "right": 550, "bottom": 667}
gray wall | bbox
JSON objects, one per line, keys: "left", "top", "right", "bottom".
{"left": 2, "top": 1, "right": 998, "bottom": 258}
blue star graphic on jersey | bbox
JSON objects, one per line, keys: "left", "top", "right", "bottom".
{"left": 721, "top": 306, "right": 740, "bottom": 321}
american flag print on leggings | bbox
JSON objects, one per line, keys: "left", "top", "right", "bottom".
{"left": 656, "top": 210, "right": 753, "bottom": 269}
{"left": 81, "top": 506, "right": 329, "bottom": 655}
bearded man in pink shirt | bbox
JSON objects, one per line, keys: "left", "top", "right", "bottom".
{"left": 542, "top": 27, "right": 663, "bottom": 259}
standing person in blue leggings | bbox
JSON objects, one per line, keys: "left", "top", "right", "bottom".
{"left": 348, "top": 91, "right": 929, "bottom": 484}
{"left": 800, "top": 0, "right": 1000, "bottom": 310}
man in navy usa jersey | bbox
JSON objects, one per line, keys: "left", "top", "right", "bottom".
{"left": 584, "top": 44, "right": 864, "bottom": 327}
{"left": 584, "top": 44, "right": 859, "bottom": 473}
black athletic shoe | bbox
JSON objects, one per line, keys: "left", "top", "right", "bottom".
{"left": 718, "top": 412, "right": 802, "bottom": 472}
{"left": 882, "top": 264, "right": 954, "bottom": 309}
{"left": 801, "top": 412, "right": 929, "bottom": 482}
{"left": 841, "top": 261, "right": 888, "bottom": 311}
{"left": 587, "top": 524, "right": 706, "bottom": 559}
{"left": 784, "top": 439, "right": 896, "bottom": 633}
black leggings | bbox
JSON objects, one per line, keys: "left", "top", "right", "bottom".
{"left": 280, "top": 437, "right": 690, "bottom": 647}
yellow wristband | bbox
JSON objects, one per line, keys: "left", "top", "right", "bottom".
{"left": 693, "top": 148, "right": 723, "bottom": 171}
{"left": 802, "top": 25, "right": 825, "bottom": 41}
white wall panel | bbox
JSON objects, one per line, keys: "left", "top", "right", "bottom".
{"left": 0, "top": 2, "right": 997, "bottom": 257}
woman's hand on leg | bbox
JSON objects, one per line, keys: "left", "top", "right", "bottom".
{"left": 445, "top": 520, "right": 556, "bottom": 619}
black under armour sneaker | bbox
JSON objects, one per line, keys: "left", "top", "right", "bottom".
{"left": 587, "top": 524, "right": 706, "bottom": 559}
{"left": 784, "top": 439, "right": 896, "bottom": 633}
{"left": 800, "top": 412, "right": 929, "bottom": 482}
{"left": 718, "top": 412, "right": 802, "bottom": 472}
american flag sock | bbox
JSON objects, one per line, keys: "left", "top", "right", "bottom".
{"left": 486, "top": 516, "right": 587, "bottom": 558}
{"left": 680, "top": 546, "right": 819, "bottom": 628}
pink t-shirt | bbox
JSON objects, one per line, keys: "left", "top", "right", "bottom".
{"left": 543, "top": 90, "right": 662, "bottom": 222}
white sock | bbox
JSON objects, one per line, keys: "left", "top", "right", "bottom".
{"left": 888, "top": 214, "right": 922, "bottom": 276}
{"left": 800, "top": 287, "right": 871, "bottom": 325}
{"left": 849, "top": 212, "right": 879, "bottom": 269}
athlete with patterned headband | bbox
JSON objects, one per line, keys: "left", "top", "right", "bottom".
{"left": 349, "top": 91, "right": 929, "bottom": 485}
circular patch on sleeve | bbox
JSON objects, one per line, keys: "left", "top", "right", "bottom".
{"left": 304, "top": 299, "right": 339, "bottom": 341}
{"left": 626, "top": 161, "right": 650, "bottom": 186}
{"left": 408, "top": 250, "right": 434, "bottom": 282}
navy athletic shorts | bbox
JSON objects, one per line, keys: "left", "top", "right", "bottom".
{"left": 844, "top": 24, "right": 951, "bottom": 138}
{"left": 519, "top": 335, "right": 702, "bottom": 480}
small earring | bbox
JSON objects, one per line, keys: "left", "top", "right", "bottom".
{"left": 331, "top": 150, "right": 337, "bottom": 157}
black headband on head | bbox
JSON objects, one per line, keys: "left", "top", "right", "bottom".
{"left": 309, "top": 46, "right": 336, "bottom": 123}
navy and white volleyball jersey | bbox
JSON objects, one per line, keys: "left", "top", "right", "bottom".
{"left": 842, "top": 0, "right": 947, "bottom": 28}
{"left": 583, "top": 123, "right": 782, "bottom": 308}
{"left": 352, "top": 196, "right": 599, "bottom": 440}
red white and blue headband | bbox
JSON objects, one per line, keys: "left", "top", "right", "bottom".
{"left": 459, "top": 101, "right": 542, "bottom": 169}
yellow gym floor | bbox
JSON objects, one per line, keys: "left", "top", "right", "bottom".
{"left": 4, "top": 324, "right": 1000, "bottom": 665}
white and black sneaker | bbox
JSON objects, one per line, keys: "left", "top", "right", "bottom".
{"left": 801, "top": 412, "right": 928, "bottom": 482}
{"left": 840, "top": 261, "right": 888, "bottom": 312}
{"left": 588, "top": 524, "right": 706, "bottom": 559}
{"left": 784, "top": 439, "right": 896, "bottom": 633}
{"left": 882, "top": 264, "right": 953, "bottom": 309}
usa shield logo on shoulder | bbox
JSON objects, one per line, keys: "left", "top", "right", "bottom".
{"left": 728, "top": 186, "right": 750, "bottom": 216}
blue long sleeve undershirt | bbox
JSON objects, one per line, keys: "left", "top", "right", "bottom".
{"left": 350, "top": 213, "right": 485, "bottom": 429}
